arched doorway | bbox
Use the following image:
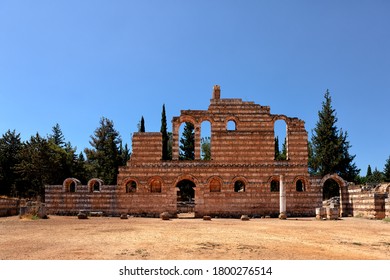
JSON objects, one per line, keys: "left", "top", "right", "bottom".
{"left": 176, "top": 179, "right": 196, "bottom": 217}
{"left": 323, "top": 178, "right": 340, "bottom": 200}
{"left": 320, "top": 174, "right": 349, "bottom": 217}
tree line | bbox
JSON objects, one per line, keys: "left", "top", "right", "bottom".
{"left": 0, "top": 118, "right": 130, "bottom": 198}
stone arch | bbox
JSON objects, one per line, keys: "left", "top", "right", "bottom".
{"left": 148, "top": 176, "right": 163, "bottom": 193}
{"left": 268, "top": 176, "right": 280, "bottom": 192}
{"left": 273, "top": 115, "right": 289, "bottom": 160}
{"left": 207, "top": 176, "right": 223, "bottom": 192}
{"left": 175, "top": 174, "right": 199, "bottom": 215}
{"left": 123, "top": 177, "right": 141, "bottom": 193}
{"left": 293, "top": 176, "right": 309, "bottom": 192}
{"left": 63, "top": 178, "right": 81, "bottom": 193}
{"left": 232, "top": 176, "right": 248, "bottom": 192}
{"left": 320, "top": 174, "right": 349, "bottom": 217}
{"left": 88, "top": 178, "right": 103, "bottom": 192}
{"left": 225, "top": 116, "right": 239, "bottom": 131}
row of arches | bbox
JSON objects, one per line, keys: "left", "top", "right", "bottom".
{"left": 63, "top": 178, "right": 104, "bottom": 193}
{"left": 174, "top": 116, "right": 289, "bottom": 161}
{"left": 120, "top": 175, "right": 310, "bottom": 194}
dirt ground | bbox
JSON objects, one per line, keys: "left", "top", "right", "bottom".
{"left": 0, "top": 215, "right": 389, "bottom": 260}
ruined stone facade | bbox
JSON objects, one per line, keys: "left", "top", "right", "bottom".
{"left": 44, "top": 86, "right": 390, "bottom": 219}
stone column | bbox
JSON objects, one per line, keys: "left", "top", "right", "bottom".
{"left": 279, "top": 175, "right": 287, "bottom": 219}
{"left": 195, "top": 124, "right": 201, "bottom": 160}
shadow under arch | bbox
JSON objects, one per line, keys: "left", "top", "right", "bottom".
{"left": 174, "top": 175, "right": 199, "bottom": 217}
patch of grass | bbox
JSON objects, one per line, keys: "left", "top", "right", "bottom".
{"left": 382, "top": 217, "right": 390, "bottom": 223}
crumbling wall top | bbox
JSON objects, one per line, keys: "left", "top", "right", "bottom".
{"left": 212, "top": 85, "right": 220, "bottom": 99}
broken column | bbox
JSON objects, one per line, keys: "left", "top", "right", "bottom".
{"left": 279, "top": 175, "right": 287, "bottom": 219}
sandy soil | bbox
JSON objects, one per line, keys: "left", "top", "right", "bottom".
{"left": 0, "top": 215, "right": 389, "bottom": 260}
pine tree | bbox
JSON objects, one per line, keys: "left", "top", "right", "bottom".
{"left": 161, "top": 104, "right": 169, "bottom": 160}
{"left": 179, "top": 122, "right": 195, "bottom": 160}
{"left": 15, "top": 133, "right": 67, "bottom": 197}
{"left": 84, "top": 117, "right": 122, "bottom": 185}
{"left": 0, "top": 130, "right": 23, "bottom": 196}
{"left": 310, "top": 90, "right": 360, "bottom": 181}
{"left": 49, "top": 123, "right": 65, "bottom": 147}
{"left": 384, "top": 155, "right": 390, "bottom": 182}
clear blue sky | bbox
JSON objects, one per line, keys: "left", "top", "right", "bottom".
{"left": 1, "top": 0, "right": 389, "bottom": 175}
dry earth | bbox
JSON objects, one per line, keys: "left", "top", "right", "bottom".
{"left": 0, "top": 215, "right": 389, "bottom": 260}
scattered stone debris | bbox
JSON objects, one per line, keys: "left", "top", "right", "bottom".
{"left": 316, "top": 196, "right": 340, "bottom": 220}
{"left": 160, "top": 212, "right": 170, "bottom": 220}
{"left": 19, "top": 197, "right": 47, "bottom": 219}
{"left": 241, "top": 215, "right": 250, "bottom": 221}
{"left": 120, "top": 213, "right": 128, "bottom": 219}
{"left": 77, "top": 210, "right": 88, "bottom": 219}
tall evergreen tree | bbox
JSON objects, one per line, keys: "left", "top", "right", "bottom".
{"left": 118, "top": 141, "right": 130, "bottom": 166}
{"left": 274, "top": 136, "right": 280, "bottom": 160}
{"left": 0, "top": 130, "right": 23, "bottom": 196}
{"left": 161, "top": 104, "right": 169, "bottom": 160}
{"left": 310, "top": 90, "right": 359, "bottom": 181}
{"left": 84, "top": 117, "right": 122, "bottom": 185}
{"left": 138, "top": 116, "right": 145, "bottom": 132}
{"left": 366, "top": 165, "right": 372, "bottom": 178}
{"left": 15, "top": 133, "right": 68, "bottom": 197}
{"left": 179, "top": 122, "right": 195, "bottom": 160}
{"left": 48, "top": 123, "right": 65, "bottom": 147}
{"left": 384, "top": 155, "right": 390, "bottom": 182}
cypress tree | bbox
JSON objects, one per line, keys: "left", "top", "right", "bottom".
{"left": 161, "top": 104, "right": 169, "bottom": 160}
{"left": 138, "top": 116, "right": 145, "bottom": 132}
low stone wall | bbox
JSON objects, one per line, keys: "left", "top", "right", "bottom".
{"left": 0, "top": 197, "right": 19, "bottom": 217}
{"left": 385, "top": 197, "right": 390, "bottom": 218}
{"left": 45, "top": 185, "right": 176, "bottom": 217}
{"left": 347, "top": 187, "right": 387, "bottom": 219}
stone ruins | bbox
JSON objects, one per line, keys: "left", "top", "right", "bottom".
{"left": 43, "top": 85, "right": 389, "bottom": 219}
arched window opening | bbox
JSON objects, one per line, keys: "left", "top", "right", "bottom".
{"left": 179, "top": 122, "right": 195, "bottom": 160}
{"left": 274, "top": 120, "right": 287, "bottom": 160}
{"left": 126, "top": 180, "right": 137, "bottom": 193}
{"left": 209, "top": 178, "right": 221, "bottom": 192}
{"left": 234, "top": 180, "right": 245, "bottom": 192}
{"left": 201, "top": 121, "right": 211, "bottom": 160}
{"left": 150, "top": 180, "right": 162, "bottom": 193}
{"left": 296, "top": 179, "right": 305, "bottom": 192}
{"left": 69, "top": 182, "right": 76, "bottom": 193}
{"left": 270, "top": 180, "right": 280, "bottom": 192}
{"left": 88, "top": 178, "right": 103, "bottom": 192}
{"left": 93, "top": 181, "right": 100, "bottom": 192}
{"left": 227, "top": 120, "right": 236, "bottom": 131}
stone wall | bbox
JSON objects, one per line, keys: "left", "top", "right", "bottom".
{"left": 0, "top": 197, "right": 19, "bottom": 217}
{"left": 45, "top": 185, "right": 176, "bottom": 217}
{"left": 386, "top": 197, "right": 390, "bottom": 218}
{"left": 346, "top": 185, "right": 388, "bottom": 219}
